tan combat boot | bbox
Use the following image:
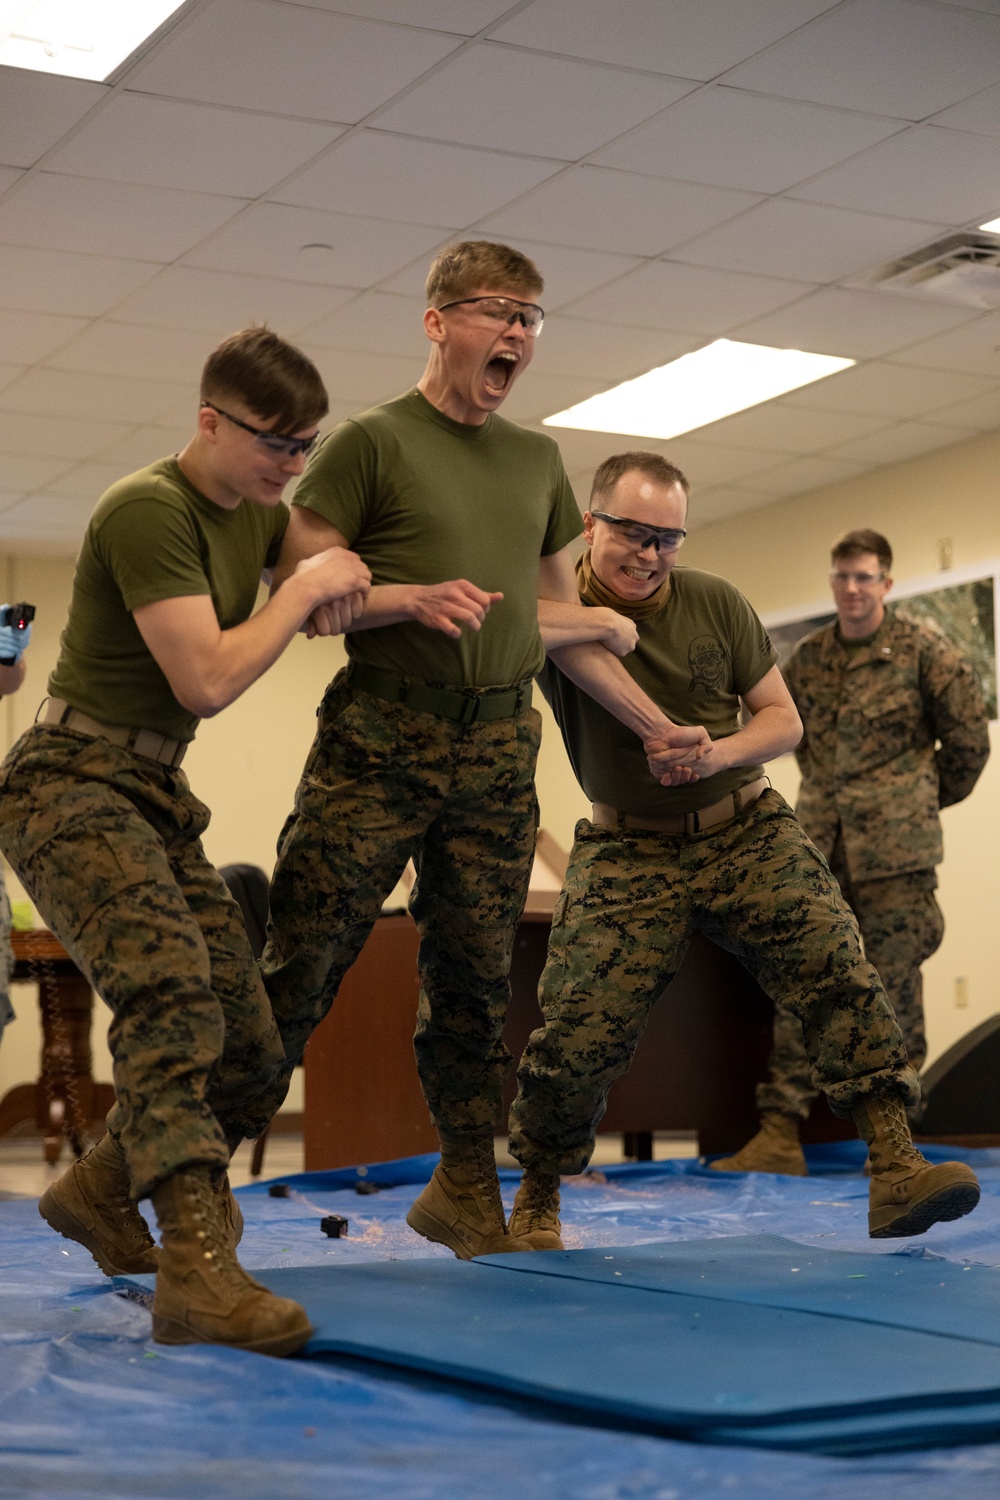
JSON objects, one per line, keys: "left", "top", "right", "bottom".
{"left": 406, "top": 1130, "right": 529, "bottom": 1259}
{"left": 39, "top": 1132, "right": 159, "bottom": 1275}
{"left": 508, "top": 1168, "right": 564, "bottom": 1250}
{"left": 854, "top": 1093, "right": 980, "bottom": 1238}
{"left": 39, "top": 1134, "right": 246, "bottom": 1277}
{"left": 709, "top": 1111, "right": 808, "bottom": 1176}
{"left": 151, "top": 1164, "right": 313, "bottom": 1356}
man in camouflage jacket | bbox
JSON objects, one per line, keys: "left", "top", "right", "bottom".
{"left": 715, "top": 527, "right": 990, "bottom": 1176}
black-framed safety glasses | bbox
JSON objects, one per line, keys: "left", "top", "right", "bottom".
{"left": 436, "top": 296, "right": 545, "bottom": 335}
{"left": 202, "top": 402, "right": 320, "bottom": 460}
{"left": 591, "top": 511, "right": 687, "bottom": 552}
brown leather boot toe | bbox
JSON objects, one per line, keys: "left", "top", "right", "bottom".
{"left": 39, "top": 1133, "right": 158, "bottom": 1276}
{"left": 406, "top": 1131, "right": 530, "bottom": 1259}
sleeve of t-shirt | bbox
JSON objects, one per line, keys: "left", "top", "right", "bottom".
{"left": 290, "top": 419, "right": 377, "bottom": 543}
{"left": 542, "top": 453, "right": 584, "bottom": 556}
{"left": 94, "top": 497, "right": 212, "bottom": 612}
{"left": 727, "top": 586, "right": 778, "bottom": 697}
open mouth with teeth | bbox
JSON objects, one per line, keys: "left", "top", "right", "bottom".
{"left": 484, "top": 351, "right": 519, "bottom": 397}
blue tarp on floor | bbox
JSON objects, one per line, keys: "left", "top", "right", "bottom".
{"left": 6, "top": 1143, "right": 1000, "bottom": 1497}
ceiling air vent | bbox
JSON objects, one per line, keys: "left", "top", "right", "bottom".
{"left": 867, "top": 233, "right": 1000, "bottom": 309}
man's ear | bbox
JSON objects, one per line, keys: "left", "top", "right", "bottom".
{"left": 423, "top": 306, "right": 446, "bottom": 345}
{"left": 197, "top": 403, "right": 222, "bottom": 443}
{"left": 582, "top": 509, "right": 596, "bottom": 545}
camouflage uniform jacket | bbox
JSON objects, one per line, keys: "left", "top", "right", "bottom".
{"left": 783, "top": 611, "right": 989, "bottom": 881}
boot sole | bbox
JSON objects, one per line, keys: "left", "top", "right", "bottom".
{"left": 152, "top": 1313, "right": 314, "bottom": 1357}
{"left": 38, "top": 1186, "right": 157, "bottom": 1277}
{"left": 510, "top": 1229, "right": 564, "bottom": 1251}
{"left": 869, "top": 1180, "right": 981, "bottom": 1238}
{"left": 406, "top": 1200, "right": 476, "bottom": 1260}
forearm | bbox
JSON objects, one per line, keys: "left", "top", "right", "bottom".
{"left": 539, "top": 598, "right": 612, "bottom": 651}
{"left": 705, "top": 704, "right": 802, "bottom": 773}
{"left": 548, "top": 640, "right": 670, "bottom": 740}
{"left": 344, "top": 584, "right": 416, "bottom": 633}
{"left": 0, "top": 659, "right": 26, "bottom": 695}
{"left": 183, "top": 577, "right": 325, "bottom": 717}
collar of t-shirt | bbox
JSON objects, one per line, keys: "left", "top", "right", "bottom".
{"left": 576, "top": 548, "right": 671, "bottom": 620}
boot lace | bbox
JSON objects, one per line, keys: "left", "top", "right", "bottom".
{"left": 878, "top": 1095, "right": 924, "bottom": 1170}
{"left": 519, "top": 1170, "right": 559, "bottom": 1227}
{"left": 181, "top": 1169, "right": 254, "bottom": 1291}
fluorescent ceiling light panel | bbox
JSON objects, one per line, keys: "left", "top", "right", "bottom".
{"left": 0, "top": 0, "right": 185, "bottom": 81}
{"left": 979, "top": 216, "right": 1000, "bottom": 233}
{"left": 543, "top": 339, "right": 855, "bottom": 440}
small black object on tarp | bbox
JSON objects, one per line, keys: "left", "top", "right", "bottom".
{"left": 321, "top": 1215, "right": 349, "bottom": 1238}
{"left": 355, "top": 1182, "right": 381, "bottom": 1195}
{"left": 268, "top": 1183, "right": 291, "bottom": 1198}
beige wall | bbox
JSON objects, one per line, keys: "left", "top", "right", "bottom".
{"left": 682, "top": 428, "right": 1000, "bottom": 1069}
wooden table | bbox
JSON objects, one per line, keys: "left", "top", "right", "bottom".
{"left": 302, "top": 911, "right": 852, "bottom": 1170}
{"left": 0, "top": 930, "right": 114, "bottom": 1163}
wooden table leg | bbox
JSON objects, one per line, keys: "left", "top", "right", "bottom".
{"left": 37, "top": 975, "right": 97, "bottom": 1164}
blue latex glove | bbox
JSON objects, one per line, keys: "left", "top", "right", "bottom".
{"left": 0, "top": 612, "right": 31, "bottom": 663}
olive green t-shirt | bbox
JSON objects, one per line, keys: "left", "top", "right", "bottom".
{"left": 293, "top": 389, "right": 582, "bottom": 687}
{"left": 48, "top": 457, "right": 289, "bottom": 742}
{"left": 539, "top": 563, "right": 778, "bottom": 817}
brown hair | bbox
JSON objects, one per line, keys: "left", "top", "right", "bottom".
{"left": 200, "top": 326, "right": 328, "bottom": 432}
{"left": 831, "top": 528, "right": 892, "bottom": 572}
{"left": 591, "top": 451, "right": 690, "bottom": 506}
{"left": 425, "top": 241, "right": 543, "bottom": 307}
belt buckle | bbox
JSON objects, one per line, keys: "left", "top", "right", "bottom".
{"left": 457, "top": 693, "right": 480, "bottom": 725}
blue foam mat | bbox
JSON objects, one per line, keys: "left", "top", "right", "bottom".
{"left": 10, "top": 1148, "right": 1000, "bottom": 1496}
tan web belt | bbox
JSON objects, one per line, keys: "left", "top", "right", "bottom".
{"left": 41, "top": 697, "right": 188, "bottom": 768}
{"left": 592, "top": 776, "right": 769, "bottom": 837}
{"left": 350, "top": 662, "right": 532, "bottom": 724}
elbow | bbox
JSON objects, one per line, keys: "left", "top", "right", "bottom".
{"left": 172, "top": 682, "right": 228, "bottom": 719}
{"left": 783, "top": 708, "right": 804, "bottom": 755}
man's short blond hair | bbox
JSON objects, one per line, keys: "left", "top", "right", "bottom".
{"left": 425, "top": 241, "right": 543, "bottom": 307}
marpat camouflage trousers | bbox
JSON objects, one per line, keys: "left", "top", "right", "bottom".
{"left": 0, "top": 726, "right": 284, "bottom": 1199}
{"left": 262, "top": 672, "right": 541, "bottom": 1134}
{"left": 757, "top": 842, "right": 943, "bottom": 1119}
{"left": 508, "top": 790, "right": 917, "bottom": 1174}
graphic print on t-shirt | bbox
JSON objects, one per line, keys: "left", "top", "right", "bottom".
{"left": 688, "top": 634, "right": 727, "bottom": 695}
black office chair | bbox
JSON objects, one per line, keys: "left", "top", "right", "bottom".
{"left": 219, "top": 863, "right": 272, "bottom": 1176}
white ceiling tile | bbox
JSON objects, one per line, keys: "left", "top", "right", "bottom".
{"left": 726, "top": 0, "right": 1000, "bottom": 119}
{"left": 655, "top": 440, "right": 791, "bottom": 486}
{"left": 46, "top": 323, "right": 217, "bottom": 383}
{"left": 491, "top": 0, "right": 838, "bottom": 79}
{"left": 0, "top": 455, "right": 76, "bottom": 491}
{"left": 922, "top": 0, "right": 1000, "bottom": 13}
{"left": 559, "top": 261, "right": 815, "bottom": 334}
{"left": 130, "top": 0, "right": 461, "bottom": 123}
{"left": 793, "top": 125, "right": 1000, "bottom": 225}
{"left": 689, "top": 487, "right": 778, "bottom": 527}
{"left": 273, "top": 131, "right": 563, "bottom": 226}
{"left": 0, "top": 412, "right": 134, "bottom": 460}
{"left": 0, "top": 167, "right": 21, "bottom": 194}
{"left": 300, "top": 348, "right": 427, "bottom": 405}
{"left": 91, "top": 426, "right": 205, "bottom": 469}
{"left": 733, "top": 286, "right": 977, "bottom": 358}
{"left": 281, "top": 0, "right": 511, "bottom": 29}
{"left": 931, "top": 81, "right": 1000, "bottom": 135}
{"left": 693, "top": 403, "right": 889, "bottom": 453}
{"left": 676, "top": 199, "right": 946, "bottom": 281}
{"left": 532, "top": 318, "right": 698, "bottom": 380}
{"left": 593, "top": 88, "right": 904, "bottom": 194}
{"left": 890, "top": 312, "right": 1000, "bottom": 375}
{"left": 920, "top": 387, "right": 1000, "bottom": 428}
{"left": 0, "top": 495, "right": 96, "bottom": 530}
{"left": 380, "top": 239, "right": 645, "bottom": 307}
{"left": 185, "top": 204, "right": 449, "bottom": 287}
{"left": 824, "top": 419, "right": 977, "bottom": 465}
{"left": 0, "top": 308, "right": 87, "bottom": 363}
{"left": 780, "top": 360, "right": 997, "bottom": 417}
{"left": 0, "top": 72, "right": 106, "bottom": 169}
{"left": 740, "top": 455, "right": 870, "bottom": 495}
{"left": 0, "top": 369, "right": 188, "bottom": 425}
{"left": 0, "top": 174, "right": 244, "bottom": 261}
{"left": 479, "top": 166, "right": 761, "bottom": 256}
{"left": 298, "top": 293, "right": 429, "bottom": 358}
{"left": 375, "top": 42, "right": 695, "bottom": 158}
{"left": 500, "top": 371, "right": 611, "bottom": 423}
{"left": 0, "top": 245, "right": 159, "bottom": 317}
{"left": 45, "top": 95, "right": 344, "bottom": 199}
{"left": 547, "top": 426, "right": 657, "bottom": 473}
{"left": 110, "top": 267, "right": 357, "bottom": 336}
{"left": 44, "top": 463, "right": 145, "bottom": 502}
